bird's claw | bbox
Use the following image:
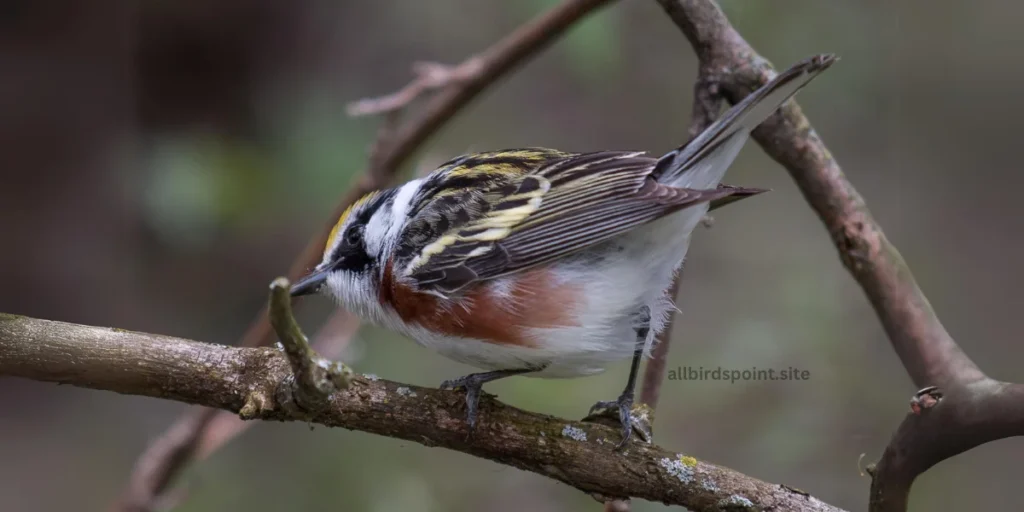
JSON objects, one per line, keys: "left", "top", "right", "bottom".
{"left": 440, "top": 375, "right": 487, "bottom": 431}
{"left": 440, "top": 368, "right": 535, "bottom": 433}
{"left": 584, "top": 393, "right": 653, "bottom": 448}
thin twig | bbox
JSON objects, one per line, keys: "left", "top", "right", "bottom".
{"left": 267, "top": 277, "right": 351, "bottom": 412}
{"left": 347, "top": 60, "right": 484, "bottom": 117}
{"left": 370, "top": 0, "right": 618, "bottom": 177}
{"left": 0, "top": 312, "right": 845, "bottom": 512}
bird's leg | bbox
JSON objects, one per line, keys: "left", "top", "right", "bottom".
{"left": 440, "top": 368, "right": 535, "bottom": 431}
{"left": 585, "top": 307, "right": 654, "bottom": 448}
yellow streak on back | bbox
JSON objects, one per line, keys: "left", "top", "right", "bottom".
{"left": 404, "top": 176, "right": 550, "bottom": 274}
{"left": 445, "top": 149, "right": 567, "bottom": 178}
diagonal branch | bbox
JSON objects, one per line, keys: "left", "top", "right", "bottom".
{"left": 653, "top": 1, "right": 1024, "bottom": 511}
{"left": 656, "top": 0, "right": 977, "bottom": 390}
{"left": 117, "top": 0, "right": 619, "bottom": 508}
{"left": 0, "top": 312, "right": 844, "bottom": 512}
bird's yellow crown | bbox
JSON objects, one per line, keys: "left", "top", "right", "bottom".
{"left": 325, "top": 191, "right": 380, "bottom": 252}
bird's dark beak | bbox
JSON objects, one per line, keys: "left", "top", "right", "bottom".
{"left": 290, "top": 270, "right": 328, "bottom": 297}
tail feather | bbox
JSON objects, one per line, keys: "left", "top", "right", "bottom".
{"left": 652, "top": 54, "right": 836, "bottom": 189}
{"left": 707, "top": 185, "right": 769, "bottom": 212}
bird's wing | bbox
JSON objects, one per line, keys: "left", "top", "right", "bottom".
{"left": 395, "top": 149, "right": 759, "bottom": 294}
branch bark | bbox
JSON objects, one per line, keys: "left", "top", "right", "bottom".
{"left": 0, "top": 312, "right": 843, "bottom": 512}
{"left": 194, "top": 310, "right": 358, "bottom": 461}
{"left": 653, "top": 1, "right": 1024, "bottom": 511}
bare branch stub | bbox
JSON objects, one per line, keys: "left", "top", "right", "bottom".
{"left": 869, "top": 382, "right": 1024, "bottom": 512}
{"left": 267, "top": 277, "right": 352, "bottom": 413}
{"left": 653, "top": 1, "right": 1024, "bottom": 511}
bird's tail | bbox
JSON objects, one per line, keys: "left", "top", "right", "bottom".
{"left": 652, "top": 54, "right": 835, "bottom": 190}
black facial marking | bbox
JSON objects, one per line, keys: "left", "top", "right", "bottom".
{"left": 333, "top": 226, "right": 373, "bottom": 272}
{"left": 345, "top": 227, "right": 362, "bottom": 245}
{"left": 328, "top": 188, "right": 397, "bottom": 272}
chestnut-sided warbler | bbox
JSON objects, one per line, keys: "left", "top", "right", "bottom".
{"left": 292, "top": 54, "right": 833, "bottom": 446}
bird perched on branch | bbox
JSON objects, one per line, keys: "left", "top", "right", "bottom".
{"left": 292, "top": 54, "right": 834, "bottom": 446}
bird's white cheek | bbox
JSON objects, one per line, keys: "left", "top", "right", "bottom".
{"left": 324, "top": 271, "right": 358, "bottom": 307}
{"left": 324, "top": 271, "right": 381, "bottom": 321}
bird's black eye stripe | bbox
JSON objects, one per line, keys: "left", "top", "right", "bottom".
{"left": 336, "top": 244, "right": 373, "bottom": 271}
{"left": 345, "top": 227, "right": 362, "bottom": 245}
{"left": 330, "top": 227, "right": 372, "bottom": 272}
{"left": 325, "top": 188, "right": 398, "bottom": 272}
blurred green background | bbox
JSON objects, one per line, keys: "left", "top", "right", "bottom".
{"left": 2, "top": 0, "right": 1022, "bottom": 510}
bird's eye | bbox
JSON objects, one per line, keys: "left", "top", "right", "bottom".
{"left": 345, "top": 228, "right": 362, "bottom": 245}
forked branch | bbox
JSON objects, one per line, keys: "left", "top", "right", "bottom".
{"left": 653, "top": 1, "right": 1024, "bottom": 511}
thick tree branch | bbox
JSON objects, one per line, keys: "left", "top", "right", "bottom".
{"left": 0, "top": 312, "right": 843, "bottom": 512}
{"left": 119, "top": 1, "right": 620, "bottom": 508}
{"left": 654, "top": 1, "right": 1024, "bottom": 511}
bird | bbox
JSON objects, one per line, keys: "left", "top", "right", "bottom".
{"left": 291, "top": 54, "right": 834, "bottom": 447}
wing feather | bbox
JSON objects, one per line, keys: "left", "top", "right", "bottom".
{"left": 397, "top": 150, "right": 754, "bottom": 294}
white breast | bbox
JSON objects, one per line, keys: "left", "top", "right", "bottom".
{"left": 371, "top": 204, "right": 707, "bottom": 378}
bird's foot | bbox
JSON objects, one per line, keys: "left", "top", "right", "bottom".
{"left": 583, "top": 392, "right": 653, "bottom": 449}
{"left": 440, "top": 373, "right": 493, "bottom": 432}
{"left": 440, "top": 368, "right": 535, "bottom": 433}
